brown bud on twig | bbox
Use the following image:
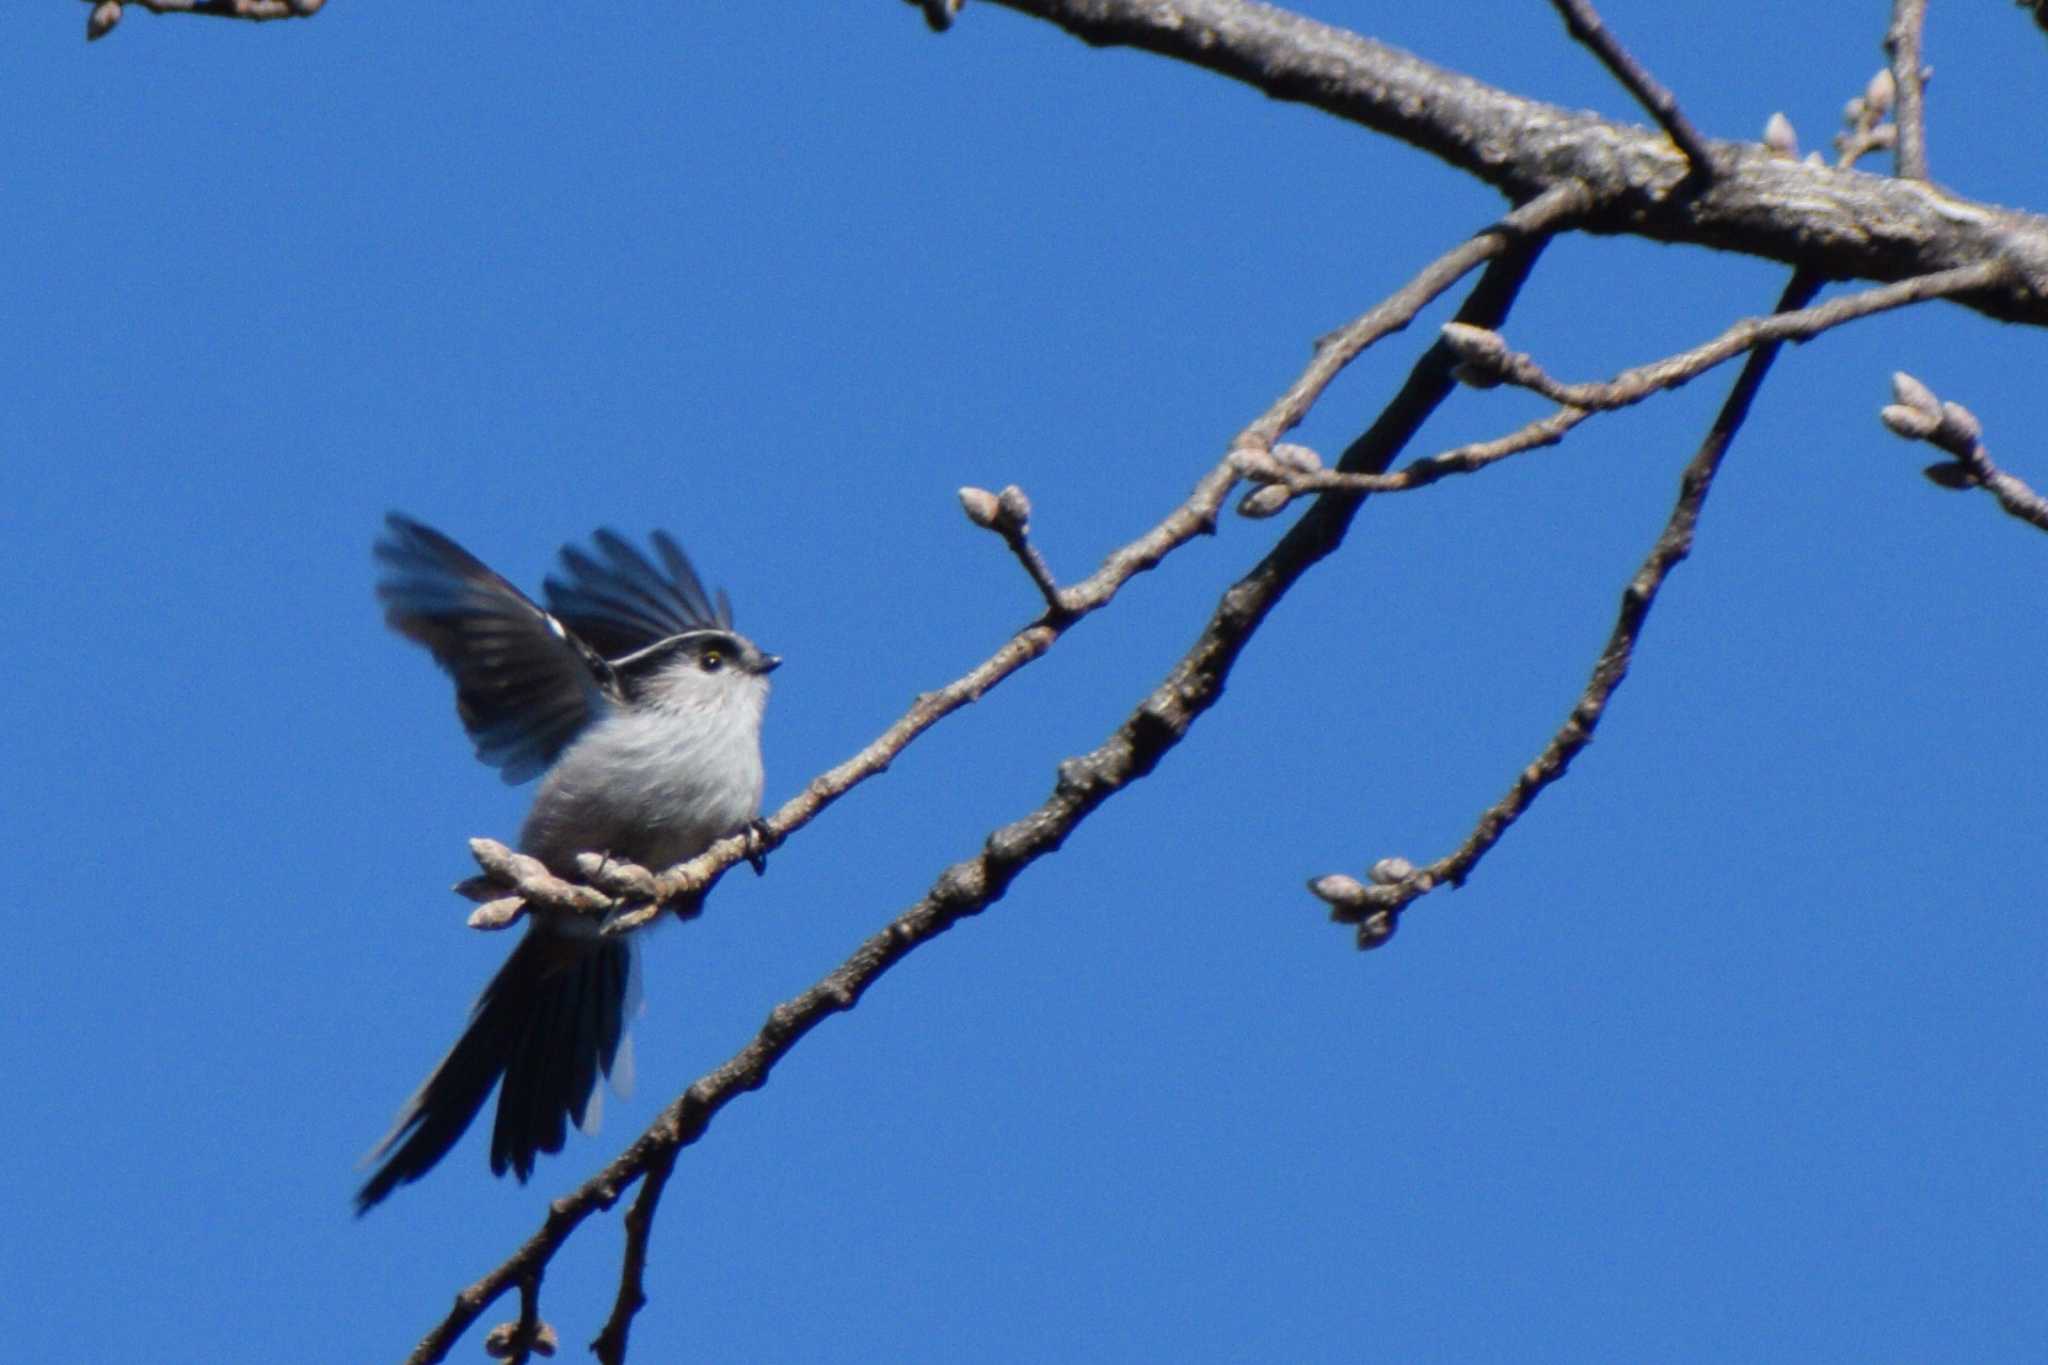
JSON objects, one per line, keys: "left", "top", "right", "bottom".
{"left": 1355, "top": 911, "right": 1399, "bottom": 951}
{"left": 996, "top": 484, "right": 1032, "bottom": 531}
{"left": 1441, "top": 323, "right": 1510, "bottom": 389}
{"left": 1922, "top": 462, "right": 1978, "bottom": 490}
{"left": 577, "top": 852, "right": 658, "bottom": 899}
{"left": 468, "top": 897, "right": 528, "bottom": 931}
{"left": 1439, "top": 322, "right": 1508, "bottom": 370}
{"left": 1307, "top": 873, "right": 1368, "bottom": 907}
{"left": 1762, "top": 112, "right": 1798, "bottom": 159}
{"left": 1272, "top": 443, "right": 1324, "bottom": 475}
{"left": 87, "top": 0, "right": 122, "bottom": 40}
{"left": 1890, "top": 371, "right": 1942, "bottom": 418}
{"left": 957, "top": 486, "right": 1001, "bottom": 529}
{"left": 1368, "top": 856, "right": 1415, "bottom": 885}
{"left": 1864, "top": 67, "right": 1896, "bottom": 116}
{"left": 484, "top": 1319, "right": 558, "bottom": 1358}
{"left": 452, "top": 876, "right": 501, "bottom": 903}
{"left": 1238, "top": 484, "right": 1294, "bottom": 519}
{"left": 1880, "top": 404, "right": 1943, "bottom": 440}
{"left": 1230, "top": 446, "right": 1286, "bottom": 483}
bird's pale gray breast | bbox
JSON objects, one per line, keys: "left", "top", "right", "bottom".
{"left": 519, "top": 701, "right": 764, "bottom": 877}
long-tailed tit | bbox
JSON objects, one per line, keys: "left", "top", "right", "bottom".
{"left": 355, "top": 514, "right": 777, "bottom": 1213}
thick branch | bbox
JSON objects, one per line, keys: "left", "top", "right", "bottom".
{"left": 984, "top": 0, "right": 2048, "bottom": 325}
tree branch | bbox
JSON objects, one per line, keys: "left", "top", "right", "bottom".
{"left": 1312, "top": 269, "right": 1826, "bottom": 946}
{"left": 1437, "top": 261, "right": 2007, "bottom": 412}
{"left": 1885, "top": 0, "right": 1931, "bottom": 180}
{"left": 981, "top": 0, "right": 2048, "bottom": 325}
{"left": 1547, "top": 0, "right": 1713, "bottom": 181}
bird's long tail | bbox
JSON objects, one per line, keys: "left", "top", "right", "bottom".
{"left": 355, "top": 930, "right": 637, "bottom": 1214}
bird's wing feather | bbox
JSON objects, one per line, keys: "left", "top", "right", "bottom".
{"left": 375, "top": 513, "right": 618, "bottom": 783}
{"left": 543, "top": 527, "right": 729, "bottom": 659}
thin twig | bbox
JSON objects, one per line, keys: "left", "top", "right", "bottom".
{"left": 1242, "top": 405, "right": 1591, "bottom": 503}
{"left": 959, "top": 485, "right": 1070, "bottom": 617}
{"left": 1832, "top": 66, "right": 1899, "bottom": 170}
{"left": 1941, "top": 441, "right": 2048, "bottom": 531}
{"left": 1885, "top": 0, "right": 1930, "bottom": 180}
{"left": 1547, "top": 0, "right": 1714, "bottom": 182}
{"left": 1313, "top": 269, "right": 1824, "bottom": 945}
{"left": 1440, "top": 261, "right": 2006, "bottom": 412}
{"left": 406, "top": 188, "right": 1585, "bottom": 1364}
{"left": 590, "top": 1147, "right": 678, "bottom": 1365}
{"left": 1263, "top": 260, "right": 2006, "bottom": 507}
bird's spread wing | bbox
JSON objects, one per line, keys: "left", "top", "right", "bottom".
{"left": 543, "top": 528, "right": 732, "bottom": 659}
{"left": 375, "top": 513, "right": 619, "bottom": 783}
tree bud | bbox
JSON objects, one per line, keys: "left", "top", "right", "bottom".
{"left": 957, "top": 486, "right": 1001, "bottom": 529}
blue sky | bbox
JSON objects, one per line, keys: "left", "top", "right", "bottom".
{"left": 4, "top": 3, "right": 2044, "bottom": 1361}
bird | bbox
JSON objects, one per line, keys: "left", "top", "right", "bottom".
{"left": 355, "top": 513, "right": 778, "bottom": 1214}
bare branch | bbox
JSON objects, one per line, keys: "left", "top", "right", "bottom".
{"left": 589, "top": 1148, "right": 677, "bottom": 1365}
{"left": 985, "top": 0, "right": 2048, "bottom": 327}
{"left": 1240, "top": 405, "right": 1592, "bottom": 506}
{"left": 1440, "top": 261, "right": 2007, "bottom": 412}
{"left": 1546, "top": 0, "right": 1714, "bottom": 182}
{"left": 1313, "top": 270, "right": 1826, "bottom": 947}
{"left": 1235, "top": 182, "right": 1592, "bottom": 452}
{"left": 1885, "top": 1, "right": 1931, "bottom": 180}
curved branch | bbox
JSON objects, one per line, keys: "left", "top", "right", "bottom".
{"left": 983, "top": 0, "right": 2048, "bottom": 325}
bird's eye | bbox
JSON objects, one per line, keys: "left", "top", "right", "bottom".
{"left": 701, "top": 649, "right": 724, "bottom": 672}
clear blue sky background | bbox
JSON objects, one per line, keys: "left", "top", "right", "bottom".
{"left": 4, "top": 3, "right": 2043, "bottom": 1361}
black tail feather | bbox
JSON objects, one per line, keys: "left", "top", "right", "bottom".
{"left": 355, "top": 931, "right": 633, "bottom": 1214}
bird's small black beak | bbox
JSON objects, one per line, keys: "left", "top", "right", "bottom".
{"left": 758, "top": 653, "right": 783, "bottom": 674}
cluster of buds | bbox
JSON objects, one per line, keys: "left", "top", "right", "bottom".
{"left": 1844, "top": 66, "right": 1898, "bottom": 129}
{"left": 957, "top": 483, "right": 1034, "bottom": 536}
{"left": 1307, "top": 856, "right": 1420, "bottom": 951}
{"left": 1879, "top": 371, "right": 1986, "bottom": 488}
{"left": 1232, "top": 443, "right": 1325, "bottom": 518}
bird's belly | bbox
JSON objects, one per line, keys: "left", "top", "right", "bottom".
{"left": 518, "top": 715, "right": 764, "bottom": 875}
